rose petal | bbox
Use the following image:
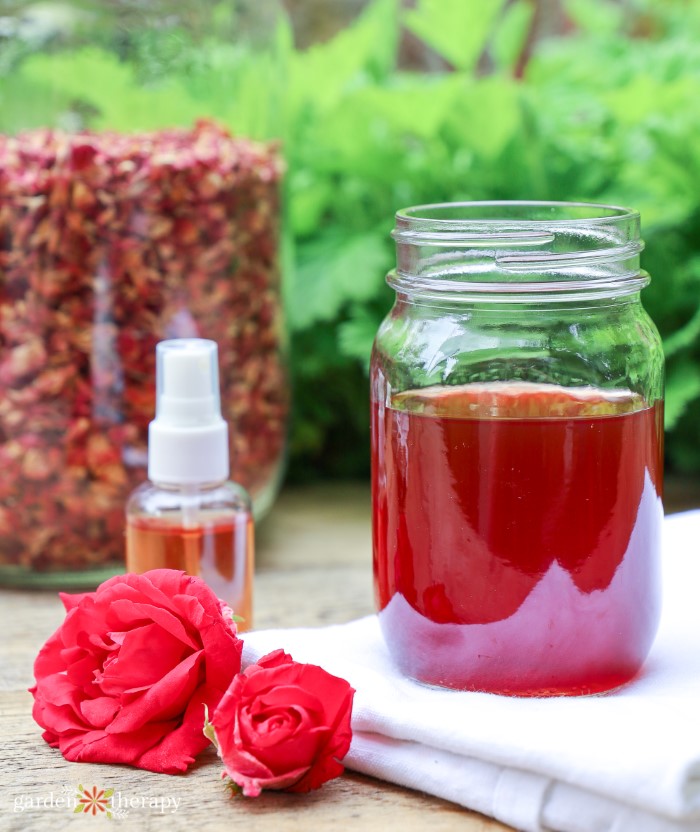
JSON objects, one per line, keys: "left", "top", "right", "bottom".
{"left": 107, "top": 600, "right": 199, "bottom": 651}
{"left": 59, "top": 591, "right": 94, "bottom": 612}
{"left": 256, "top": 684, "right": 325, "bottom": 716}
{"left": 98, "top": 624, "right": 187, "bottom": 696}
{"left": 254, "top": 723, "right": 328, "bottom": 773}
{"left": 228, "top": 764, "right": 312, "bottom": 798}
{"left": 80, "top": 696, "right": 120, "bottom": 728}
{"left": 287, "top": 755, "right": 346, "bottom": 794}
{"left": 60, "top": 600, "right": 110, "bottom": 651}
{"left": 97, "top": 570, "right": 188, "bottom": 607}
{"left": 171, "top": 588, "right": 241, "bottom": 691}
{"left": 36, "top": 672, "right": 84, "bottom": 710}
{"left": 108, "top": 650, "right": 203, "bottom": 733}
{"left": 136, "top": 682, "right": 224, "bottom": 774}
{"left": 32, "top": 631, "right": 68, "bottom": 679}
{"left": 59, "top": 720, "right": 177, "bottom": 767}
{"left": 255, "top": 650, "right": 293, "bottom": 670}
{"left": 65, "top": 652, "right": 102, "bottom": 692}
{"left": 41, "top": 729, "right": 60, "bottom": 748}
{"left": 219, "top": 740, "right": 277, "bottom": 782}
{"left": 33, "top": 697, "right": 86, "bottom": 735}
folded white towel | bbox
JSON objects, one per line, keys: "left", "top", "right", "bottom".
{"left": 243, "top": 510, "right": 700, "bottom": 832}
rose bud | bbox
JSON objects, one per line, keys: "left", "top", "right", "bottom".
{"left": 208, "top": 650, "right": 355, "bottom": 797}
{"left": 30, "top": 569, "right": 243, "bottom": 773}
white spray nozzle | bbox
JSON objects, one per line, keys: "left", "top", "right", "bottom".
{"left": 148, "top": 338, "right": 229, "bottom": 485}
{"left": 156, "top": 339, "right": 221, "bottom": 426}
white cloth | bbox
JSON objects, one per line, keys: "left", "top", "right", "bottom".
{"left": 243, "top": 511, "right": 700, "bottom": 832}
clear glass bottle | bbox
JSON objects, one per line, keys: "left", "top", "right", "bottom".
{"left": 371, "top": 201, "right": 664, "bottom": 696}
{"left": 0, "top": 1, "right": 287, "bottom": 587}
{"left": 126, "top": 339, "right": 254, "bottom": 629}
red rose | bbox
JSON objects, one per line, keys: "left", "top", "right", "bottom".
{"left": 210, "top": 650, "right": 355, "bottom": 797}
{"left": 30, "top": 569, "right": 242, "bottom": 774}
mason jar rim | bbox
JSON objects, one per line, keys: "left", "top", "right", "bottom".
{"left": 394, "top": 200, "right": 639, "bottom": 231}
{"left": 390, "top": 200, "right": 647, "bottom": 300}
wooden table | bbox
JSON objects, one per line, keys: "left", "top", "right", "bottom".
{"left": 2, "top": 479, "right": 699, "bottom": 831}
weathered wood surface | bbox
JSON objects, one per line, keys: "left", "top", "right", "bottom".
{"left": 0, "top": 483, "right": 512, "bottom": 832}
{"left": 3, "top": 479, "right": 699, "bottom": 831}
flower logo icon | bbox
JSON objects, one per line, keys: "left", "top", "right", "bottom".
{"left": 74, "top": 785, "right": 113, "bottom": 818}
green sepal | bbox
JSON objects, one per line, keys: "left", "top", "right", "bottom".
{"left": 224, "top": 778, "right": 243, "bottom": 798}
{"left": 202, "top": 703, "right": 218, "bottom": 749}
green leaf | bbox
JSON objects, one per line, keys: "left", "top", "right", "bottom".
{"left": 103, "top": 789, "right": 114, "bottom": 799}
{"left": 563, "top": 0, "right": 624, "bottom": 35}
{"left": 444, "top": 76, "right": 521, "bottom": 160}
{"left": 404, "top": 0, "right": 507, "bottom": 72}
{"left": 16, "top": 47, "right": 200, "bottom": 131}
{"left": 289, "top": 172, "right": 334, "bottom": 237}
{"left": 0, "top": 74, "right": 71, "bottom": 133}
{"left": 603, "top": 75, "right": 699, "bottom": 128}
{"left": 288, "top": 0, "right": 398, "bottom": 116}
{"left": 8, "top": 36, "right": 290, "bottom": 138}
{"left": 74, "top": 805, "right": 85, "bottom": 814}
{"left": 665, "top": 361, "right": 700, "bottom": 429}
{"left": 338, "top": 312, "right": 382, "bottom": 369}
{"left": 664, "top": 306, "right": 700, "bottom": 358}
{"left": 286, "top": 234, "right": 390, "bottom": 330}
{"left": 347, "top": 74, "right": 464, "bottom": 139}
{"left": 491, "top": 0, "right": 535, "bottom": 73}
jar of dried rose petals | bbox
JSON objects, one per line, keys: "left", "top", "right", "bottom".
{"left": 0, "top": 2, "right": 288, "bottom": 585}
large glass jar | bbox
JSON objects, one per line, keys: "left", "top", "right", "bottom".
{"left": 0, "top": 1, "right": 288, "bottom": 586}
{"left": 371, "top": 202, "right": 664, "bottom": 696}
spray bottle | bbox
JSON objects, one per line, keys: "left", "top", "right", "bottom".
{"left": 126, "top": 338, "right": 253, "bottom": 628}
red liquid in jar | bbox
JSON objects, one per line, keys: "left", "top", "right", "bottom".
{"left": 371, "top": 382, "right": 663, "bottom": 695}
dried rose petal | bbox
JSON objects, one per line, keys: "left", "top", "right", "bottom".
{"left": 0, "top": 121, "right": 287, "bottom": 576}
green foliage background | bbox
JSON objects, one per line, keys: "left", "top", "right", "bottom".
{"left": 286, "top": 0, "right": 700, "bottom": 479}
{"left": 3, "top": 0, "right": 700, "bottom": 479}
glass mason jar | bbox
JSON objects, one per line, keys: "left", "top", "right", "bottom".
{"left": 371, "top": 202, "right": 664, "bottom": 696}
{"left": 0, "top": 1, "right": 288, "bottom": 586}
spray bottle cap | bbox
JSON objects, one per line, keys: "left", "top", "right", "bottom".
{"left": 147, "top": 338, "right": 229, "bottom": 485}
